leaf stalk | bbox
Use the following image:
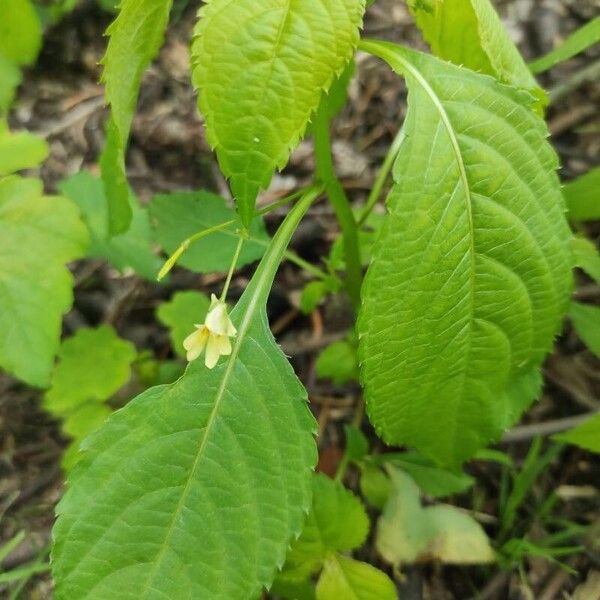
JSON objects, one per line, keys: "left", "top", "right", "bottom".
{"left": 312, "top": 105, "right": 362, "bottom": 310}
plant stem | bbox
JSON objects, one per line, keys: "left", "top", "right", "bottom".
{"left": 284, "top": 250, "right": 332, "bottom": 281}
{"left": 501, "top": 411, "right": 599, "bottom": 443}
{"left": 157, "top": 188, "right": 318, "bottom": 281}
{"left": 334, "top": 397, "right": 365, "bottom": 482}
{"left": 312, "top": 106, "right": 362, "bottom": 310}
{"left": 357, "top": 126, "right": 404, "bottom": 226}
{"left": 157, "top": 219, "right": 236, "bottom": 281}
{"left": 220, "top": 234, "right": 245, "bottom": 302}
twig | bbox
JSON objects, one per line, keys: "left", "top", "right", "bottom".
{"left": 501, "top": 412, "right": 599, "bottom": 443}
{"left": 549, "top": 104, "right": 596, "bottom": 136}
{"left": 36, "top": 96, "right": 105, "bottom": 139}
{"left": 472, "top": 571, "right": 510, "bottom": 600}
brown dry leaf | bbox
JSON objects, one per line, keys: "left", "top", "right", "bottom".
{"left": 376, "top": 467, "right": 495, "bottom": 566}
{"left": 572, "top": 570, "right": 600, "bottom": 600}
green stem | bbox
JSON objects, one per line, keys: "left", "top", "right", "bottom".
{"left": 237, "top": 186, "right": 324, "bottom": 310}
{"left": 334, "top": 399, "right": 365, "bottom": 482}
{"left": 284, "top": 250, "right": 332, "bottom": 281}
{"left": 312, "top": 106, "right": 362, "bottom": 310}
{"left": 220, "top": 234, "right": 245, "bottom": 302}
{"left": 157, "top": 188, "right": 318, "bottom": 281}
{"left": 157, "top": 219, "right": 236, "bottom": 281}
{"left": 357, "top": 126, "right": 404, "bottom": 226}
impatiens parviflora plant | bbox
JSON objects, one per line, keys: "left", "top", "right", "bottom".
{"left": 46, "top": 1, "right": 600, "bottom": 598}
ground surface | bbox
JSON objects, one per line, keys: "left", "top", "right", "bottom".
{"left": 1, "top": 0, "right": 599, "bottom": 598}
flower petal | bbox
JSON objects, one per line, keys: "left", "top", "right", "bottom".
{"left": 205, "top": 334, "right": 221, "bottom": 369}
{"left": 205, "top": 301, "right": 229, "bottom": 335}
{"left": 184, "top": 327, "right": 208, "bottom": 361}
{"left": 226, "top": 318, "right": 237, "bottom": 337}
{"left": 217, "top": 334, "right": 232, "bottom": 356}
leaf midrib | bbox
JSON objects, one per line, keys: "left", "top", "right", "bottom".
{"left": 138, "top": 266, "right": 273, "bottom": 598}
{"left": 375, "top": 45, "right": 477, "bottom": 457}
{"left": 138, "top": 194, "right": 306, "bottom": 597}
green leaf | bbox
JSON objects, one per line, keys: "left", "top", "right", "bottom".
{"left": 569, "top": 302, "right": 600, "bottom": 357}
{"left": 63, "top": 403, "right": 112, "bottom": 445}
{"left": 316, "top": 555, "right": 396, "bottom": 600}
{"left": 344, "top": 424, "right": 369, "bottom": 462}
{"left": 473, "top": 447, "right": 513, "bottom": 467}
{"left": 498, "top": 437, "right": 560, "bottom": 536}
{"left": 358, "top": 42, "right": 572, "bottom": 466}
{"left": 564, "top": 168, "right": 600, "bottom": 221}
{"left": 0, "top": 0, "right": 42, "bottom": 66}
{"left": 299, "top": 280, "right": 339, "bottom": 314}
{"left": 554, "top": 413, "right": 600, "bottom": 454}
{"left": 372, "top": 452, "right": 474, "bottom": 498}
{"left": 320, "top": 62, "right": 356, "bottom": 121}
{"left": 359, "top": 465, "right": 391, "bottom": 510}
{"left": 572, "top": 236, "right": 600, "bottom": 284}
{"left": 271, "top": 575, "right": 316, "bottom": 600}
{"left": 62, "top": 403, "right": 112, "bottom": 471}
{"left": 99, "top": 117, "right": 132, "bottom": 236}
{"left": 316, "top": 340, "right": 358, "bottom": 385}
{"left": 156, "top": 291, "right": 211, "bottom": 358}
{"left": 307, "top": 61, "right": 356, "bottom": 138}
{"left": 282, "top": 473, "right": 369, "bottom": 581}
{"left": 44, "top": 325, "right": 137, "bottom": 417}
{"left": 0, "top": 122, "right": 49, "bottom": 175}
{"left": 59, "top": 171, "right": 162, "bottom": 281}
{"left": 191, "top": 0, "right": 366, "bottom": 225}
{"left": 100, "top": 0, "right": 173, "bottom": 234}
{"left": 376, "top": 468, "right": 494, "bottom": 566}
{"left": 51, "top": 189, "right": 320, "bottom": 600}
{"left": 408, "top": 0, "right": 540, "bottom": 94}
{"left": 530, "top": 17, "right": 600, "bottom": 74}
{"left": 98, "top": 0, "right": 119, "bottom": 12}
{"left": 0, "top": 56, "right": 21, "bottom": 113}
{"left": 134, "top": 352, "right": 186, "bottom": 387}
{"left": 0, "top": 176, "right": 88, "bottom": 387}
{"left": 328, "top": 211, "right": 384, "bottom": 269}
{"left": 46, "top": 324, "right": 136, "bottom": 467}
{"left": 149, "top": 190, "right": 269, "bottom": 273}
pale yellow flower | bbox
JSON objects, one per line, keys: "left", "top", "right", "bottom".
{"left": 183, "top": 294, "right": 237, "bottom": 368}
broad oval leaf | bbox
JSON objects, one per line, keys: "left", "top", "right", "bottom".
{"left": 51, "top": 190, "right": 319, "bottom": 600}
{"left": 281, "top": 473, "right": 369, "bottom": 580}
{"left": 0, "top": 176, "right": 88, "bottom": 387}
{"left": 44, "top": 325, "right": 137, "bottom": 417}
{"left": 100, "top": 0, "right": 173, "bottom": 234}
{"left": 191, "top": 0, "right": 366, "bottom": 225}
{"left": 376, "top": 468, "right": 494, "bottom": 566}
{"left": 316, "top": 555, "right": 397, "bottom": 600}
{"left": 44, "top": 325, "right": 137, "bottom": 470}
{"left": 564, "top": 168, "right": 600, "bottom": 222}
{"left": 358, "top": 42, "right": 572, "bottom": 466}
{"left": 408, "top": 0, "right": 540, "bottom": 97}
